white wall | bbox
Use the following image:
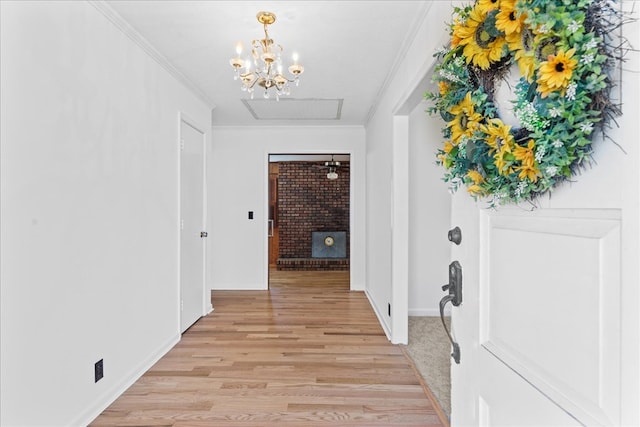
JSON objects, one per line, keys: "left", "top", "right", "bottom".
{"left": 209, "top": 126, "right": 366, "bottom": 291}
{"left": 365, "top": 1, "right": 454, "bottom": 341}
{"left": 408, "top": 101, "right": 452, "bottom": 316}
{"left": 0, "top": 2, "right": 212, "bottom": 425}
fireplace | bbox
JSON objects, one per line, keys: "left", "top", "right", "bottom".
{"left": 311, "top": 231, "right": 347, "bottom": 258}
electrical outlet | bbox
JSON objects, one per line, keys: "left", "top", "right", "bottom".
{"left": 94, "top": 359, "right": 104, "bottom": 383}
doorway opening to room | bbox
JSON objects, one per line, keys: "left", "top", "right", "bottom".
{"left": 268, "top": 154, "right": 351, "bottom": 289}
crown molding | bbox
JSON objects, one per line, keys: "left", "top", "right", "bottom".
{"left": 88, "top": 0, "right": 216, "bottom": 109}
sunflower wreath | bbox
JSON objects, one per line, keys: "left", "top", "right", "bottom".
{"left": 425, "top": 0, "right": 625, "bottom": 206}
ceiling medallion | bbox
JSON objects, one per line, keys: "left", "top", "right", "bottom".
{"left": 229, "top": 11, "right": 304, "bottom": 101}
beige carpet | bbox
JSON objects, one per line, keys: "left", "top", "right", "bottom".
{"left": 405, "top": 316, "right": 451, "bottom": 419}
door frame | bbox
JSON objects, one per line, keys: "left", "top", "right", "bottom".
{"left": 263, "top": 150, "right": 359, "bottom": 291}
{"left": 390, "top": 60, "right": 440, "bottom": 344}
{"left": 178, "top": 112, "right": 211, "bottom": 333}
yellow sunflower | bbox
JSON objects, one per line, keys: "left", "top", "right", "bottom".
{"left": 536, "top": 48, "right": 577, "bottom": 98}
{"left": 451, "top": 18, "right": 464, "bottom": 48}
{"left": 476, "top": 0, "right": 501, "bottom": 14}
{"left": 467, "top": 169, "right": 485, "bottom": 184}
{"left": 495, "top": 0, "right": 526, "bottom": 36}
{"left": 504, "top": 18, "right": 537, "bottom": 81}
{"left": 513, "top": 46, "right": 536, "bottom": 81}
{"left": 466, "top": 169, "right": 486, "bottom": 195}
{"left": 494, "top": 143, "right": 515, "bottom": 176}
{"left": 513, "top": 140, "right": 540, "bottom": 181}
{"left": 439, "top": 81, "right": 450, "bottom": 96}
{"left": 480, "top": 118, "right": 514, "bottom": 155}
{"left": 513, "top": 139, "right": 536, "bottom": 165}
{"left": 467, "top": 184, "right": 485, "bottom": 196}
{"left": 443, "top": 140, "right": 454, "bottom": 154}
{"left": 456, "top": 7, "right": 507, "bottom": 70}
{"left": 438, "top": 141, "right": 455, "bottom": 168}
{"left": 447, "top": 92, "right": 483, "bottom": 143}
{"left": 516, "top": 164, "right": 540, "bottom": 182}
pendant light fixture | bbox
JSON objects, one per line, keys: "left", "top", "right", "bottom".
{"left": 229, "top": 11, "right": 304, "bottom": 100}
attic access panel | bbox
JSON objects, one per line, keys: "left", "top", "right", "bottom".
{"left": 242, "top": 98, "right": 343, "bottom": 120}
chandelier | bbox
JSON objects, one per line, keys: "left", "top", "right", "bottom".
{"left": 325, "top": 155, "right": 340, "bottom": 180}
{"left": 229, "top": 11, "right": 304, "bottom": 100}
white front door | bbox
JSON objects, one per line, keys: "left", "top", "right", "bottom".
{"left": 449, "top": 6, "right": 639, "bottom": 426}
{"left": 180, "top": 119, "right": 206, "bottom": 333}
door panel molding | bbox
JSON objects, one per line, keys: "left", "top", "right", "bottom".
{"left": 479, "top": 208, "right": 621, "bottom": 425}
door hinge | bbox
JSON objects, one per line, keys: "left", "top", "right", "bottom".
{"left": 180, "top": 139, "right": 185, "bottom": 151}
{"left": 180, "top": 219, "right": 184, "bottom": 230}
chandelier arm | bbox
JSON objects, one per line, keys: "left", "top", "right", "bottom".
{"left": 263, "top": 23, "right": 270, "bottom": 41}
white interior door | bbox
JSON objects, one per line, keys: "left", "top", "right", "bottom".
{"left": 180, "top": 119, "right": 206, "bottom": 333}
{"left": 450, "top": 196, "right": 622, "bottom": 426}
{"left": 449, "top": 7, "right": 639, "bottom": 426}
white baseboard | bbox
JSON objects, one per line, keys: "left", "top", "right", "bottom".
{"left": 72, "top": 333, "right": 180, "bottom": 426}
{"left": 364, "top": 289, "right": 392, "bottom": 341}
{"left": 408, "top": 307, "right": 450, "bottom": 317}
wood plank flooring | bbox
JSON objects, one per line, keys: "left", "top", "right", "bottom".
{"left": 90, "top": 270, "right": 447, "bottom": 426}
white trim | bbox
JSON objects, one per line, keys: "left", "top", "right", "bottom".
{"left": 409, "top": 308, "right": 450, "bottom": 317}
{"left": 391, "top": 115, "right": 409, "bottom": 345}
{"left": 212, "top": 124, "right": 365, "bottom": 131}
{"left": 263, "top": 152, "right": 270, "bottom": 290}
{"left": 387, "top": 55, "right": 441, "bottom": 345}
{"left": 366, "top": 290, "right": 392, "bottom": 341}
{"left": 71, "top": 333, "right": 180, "bottom": 427}
{"left": 88, "top": 0, "right": 215, "bottom": 109}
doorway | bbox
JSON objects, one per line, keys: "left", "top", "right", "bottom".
{"left": 267, "top": 154, "right": 351, "bottom": 287}
{"left": 179, "top": 117, "right": 207, "bottom": 333}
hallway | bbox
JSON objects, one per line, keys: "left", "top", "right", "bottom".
{"left": 90, "top": 270, "right": 447, "bottom": 426}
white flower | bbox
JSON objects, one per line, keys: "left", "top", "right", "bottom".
{"left": 535, "top": 145, "right": 546, "bottom": 163}
{"left": 567, "top": 20, "right": 581, "bottom": 33}
{"left": 538, "top": 24, "right": 550, "bottom": 34}
{"left": 552, "top": 139, "right": 563, "bottom": 148}
{"left": 458, "top": 140, "right": 467, "bottom": 158}
{"left": 515, "top": 102, "right": 550, "bottom": 131}
{"left": 546, "top": 166, "right": 558, "bottom": 176}
{"left": 581, "top": 53, "right": 595, "bottom": 65}
{"left": 439, "top": 69, "right": 461, "bottom": 83}
{"left": 585, "top": 38, "right": 599, "bottom": 50}
{"left": 580, "top": 122, "right": 594, "bottom": 134}
{"left": 435, "top": 46, "right": 449, "bottom": 56}
{"left": 565, "top": 82, "right": 577, "bottom": 101}
{"left": 514, "top": 181, "right": 528, "bottom": 198}
{"left": 549, "top": 107, "right": 562, "bottom": 118}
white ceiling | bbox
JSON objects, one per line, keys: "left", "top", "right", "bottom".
{"left": 103, "top": 1, "right": 430, "bottom": 127}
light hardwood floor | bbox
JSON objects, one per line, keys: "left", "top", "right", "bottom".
{"left": 90, "top": 270, "right": 447, "bottom": 426}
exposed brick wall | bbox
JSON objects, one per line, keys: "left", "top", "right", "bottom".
{"left": 277, "top": 161, "right": 350, "bottom": 263}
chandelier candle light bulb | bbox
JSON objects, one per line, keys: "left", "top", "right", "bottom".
{"left": 230, "top": 11, "right": 304, "bottom": 100}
